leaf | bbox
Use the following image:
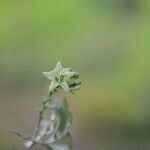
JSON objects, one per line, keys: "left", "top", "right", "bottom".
{"left": 24, "top": 140, "right": 34, "bottom": 149}
{"left": 59, "top": 99, "right": 72, "bottom": 131}
{"left": 34, "top": 119, "right": 51, "bottom": 141}
{"left": 56, "top": 99, "right": 72, "bottom": 139}
{"left": 46, "top": 99, "right": 72, "bottom": 144}
{"left": 48, "top": 132, "right": 73, "bottom": 150}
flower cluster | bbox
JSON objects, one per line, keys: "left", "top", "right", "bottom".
{"left": 43, "top": 62, "right": 81, "bottom": 93}
{"left": 9, "top": 62, "right": 81, "bottom": 150}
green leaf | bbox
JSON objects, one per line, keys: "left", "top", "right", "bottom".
{"left": 57, "top": 99, "right": 72, "bottom": 134}
{"left": 48, "top": 132, "right": 73, "bottom": 150}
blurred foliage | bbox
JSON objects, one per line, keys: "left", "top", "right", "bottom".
{"left": 0, "top": 0, "right": 150, "bottom": 149}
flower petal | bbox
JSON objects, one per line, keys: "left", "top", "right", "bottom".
{"left": 55, "top": 62, "right": 63, "bottom": 74}
{"left": 49, "top": 81, "right": 59, "bottom": 92}
{"left": 62, "top": 68, "right": 72, "bottom": 74}
{"left": 64, "top": 72, "right": 76, "bottom": 80}
{"left": 43, "top": 71, "right": 56, "bottom": 80}
{"left": 61, "top": 81, "right": 70, "bottom": 92}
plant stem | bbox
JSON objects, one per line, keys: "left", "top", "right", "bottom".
{"left": 35, "top": 93, "right": 53, "bottom": 137}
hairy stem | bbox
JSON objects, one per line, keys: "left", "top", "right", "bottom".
{"left": 35, "top": 94, "right": 53, "bottom": 137}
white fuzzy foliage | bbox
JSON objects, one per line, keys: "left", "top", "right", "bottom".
{"left": 11, "top": 62, "right": 81, "bottom": 150}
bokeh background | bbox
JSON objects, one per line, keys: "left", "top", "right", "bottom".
{"left": 0, "top": 0, "right": 150, "bottom": 149}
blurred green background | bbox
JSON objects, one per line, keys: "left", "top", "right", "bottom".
{"left": 0, "top": 0, "right": 150, "bottom": 149}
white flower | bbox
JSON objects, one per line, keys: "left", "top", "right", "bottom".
{"left": 43, "top": 62, "right": 79, "bottom": 93}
